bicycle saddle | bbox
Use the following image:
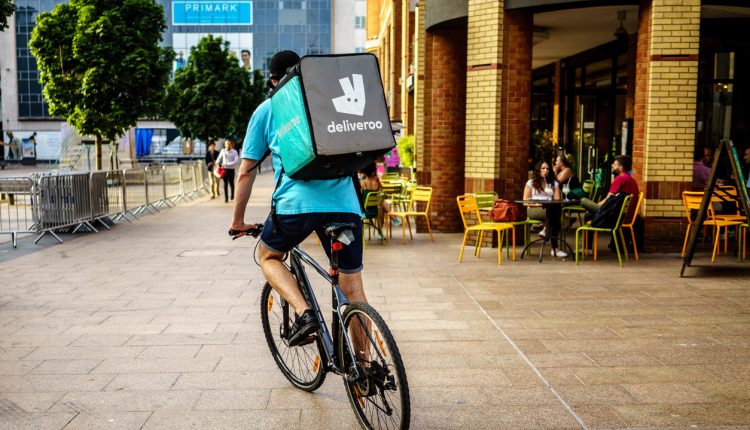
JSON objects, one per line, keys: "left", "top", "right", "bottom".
{"left": 323, "top": 222, "right": 358, "bottom": 238}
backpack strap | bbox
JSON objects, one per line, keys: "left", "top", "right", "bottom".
{"left": 351, "top": 173, "right": 365, "bottom": 214}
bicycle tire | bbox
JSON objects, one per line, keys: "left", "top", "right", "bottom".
{"left": 260, "top": 282, "right": 327, "bottom": 391}
{"left": 339, "top": 302, "right": 410, "bottom": 429}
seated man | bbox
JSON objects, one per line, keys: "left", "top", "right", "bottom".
{"left": 581, "top": 155, "right": 640, "bottom": 216}
{"left": 693, "top": 148, "right": 712, "bottom": 189}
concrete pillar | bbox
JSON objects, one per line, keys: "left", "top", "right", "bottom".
{"left": 465, "top": 1, "right": 532, "bottom": 200}
{"left": 634, "top": 0, "right": 701, "bottom": 250}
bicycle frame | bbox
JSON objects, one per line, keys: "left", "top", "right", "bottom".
{"left": 287, "top": 245, "right": 363, "bottom": 381}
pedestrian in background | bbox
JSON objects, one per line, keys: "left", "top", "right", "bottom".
{"left": 205, "top": 140, "right": 221, "bottom": 199}
{"left": 216, "top": 138, "right": 239, "bottom": 203}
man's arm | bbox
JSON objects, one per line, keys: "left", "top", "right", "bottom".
{"left": 230, "top": 158, "right": 260, "bottom": 232}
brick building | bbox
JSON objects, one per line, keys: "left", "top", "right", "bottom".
{"left": 366, "top": 0, "right": 750, "bottom": 251}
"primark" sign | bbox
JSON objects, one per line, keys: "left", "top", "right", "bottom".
{"left": 173, "top": 1, "right": 253, "bottom": 26}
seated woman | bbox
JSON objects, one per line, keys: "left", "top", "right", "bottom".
{"left": 523, "top": 161, "right": 567, "bottom": 258}
{"left": 360, "top": 162, "right": 391, "bottom": 225}
{"left": 553, "top": 154, "right": 585, "bottom": 199}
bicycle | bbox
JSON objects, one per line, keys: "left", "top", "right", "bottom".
{"left": 232, "top": 222, "right": 410, "bottom": 429}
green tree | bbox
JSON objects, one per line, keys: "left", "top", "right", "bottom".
{"left": 165, "top": 35, "right": 265, "bottom": 147}
{"left": 30, "top": 0, "right": 174, "bottom": 170}
{"left": 236, "top": 69, "right": 269, "bottom": 142}
{"left": 0, "top": 0, "right": 15, "bottom": 31}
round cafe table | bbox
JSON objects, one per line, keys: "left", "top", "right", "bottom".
{"left": 515, "top": 199, "right": 581, "bottom": 263}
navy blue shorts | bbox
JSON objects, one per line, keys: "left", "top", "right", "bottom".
{"left": 260, "top": 212, "right": 363, "bottom": 273}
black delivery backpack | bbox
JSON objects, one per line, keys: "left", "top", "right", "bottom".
{"left": 269, "top": 54, "right": 395, "bottom": 180}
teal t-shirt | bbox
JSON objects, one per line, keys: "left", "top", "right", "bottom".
{"left": 241, "top": 99, "right": 363, "bottom": 216}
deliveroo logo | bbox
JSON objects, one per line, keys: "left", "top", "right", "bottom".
{"left": 332, "top": 74, "right": 366, "bottom": 116}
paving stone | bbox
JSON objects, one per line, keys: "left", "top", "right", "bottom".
{"left": 30, "top": 359, "right": 101, "bottom": 375}
{"left": 0, "top": 374, "right": 114, "bottom": 392}
{"left": 194, "top": 389, "right": 270, "bottom": 410}
{"left": 92, "top": 357, "right": 219, "bottom": 374}
{"left": 61, "top": 412, "right": 151, "bottom": 430}
{"left": 0, "top": 392, "right": 65, "bottom": 413}
{"left": 141, "top": 409, "right": 300, "bottom": 429}
{"left": 0, "top": 412, "right": 76, "bottom": 430}
{"left": 103, "top": 373, "right": 180, "bottom": 391}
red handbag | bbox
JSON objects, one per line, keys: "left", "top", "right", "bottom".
{"left": 215, "top": 166, "right": 226, "bottom": 178}
{"left": 491, "top": 199, "right": 525, "bottom": 222}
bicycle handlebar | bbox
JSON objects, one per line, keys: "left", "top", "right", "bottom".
{"left": 229, "top": 223, "right": 264, "bottom": 239}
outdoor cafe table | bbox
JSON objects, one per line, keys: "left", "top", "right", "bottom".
{"left": 515, "top": 199, "right": 581, "bottom": 263}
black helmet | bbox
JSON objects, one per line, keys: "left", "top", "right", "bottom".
{"left": 267, "top": 50, "right": 300, "bottom": 89}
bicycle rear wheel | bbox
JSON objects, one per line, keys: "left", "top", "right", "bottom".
{"left": 339, "top": 302, "right": 410, "bottom": 429}
{"left": 260, "top": 282, "right": 326, "bottom": 391}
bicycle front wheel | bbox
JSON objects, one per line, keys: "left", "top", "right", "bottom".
{"left": 339, "top": 302, "right": 410, "bottom": 429}
{"left": 260, "top": 282, "right": 327, "bottom": 391}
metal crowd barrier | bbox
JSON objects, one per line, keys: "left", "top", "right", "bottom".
{"left": 35, "top": 172, "right": 97, "bottom": 244}
{"left": 0, "top": 177, "right": 38, "bottom": 248}
{"left": 0, "top": 162, "right": 210, "bottom": 248}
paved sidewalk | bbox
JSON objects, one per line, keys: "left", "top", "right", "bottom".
{"left": 1, "top": 172, "right": 749, "bottom": 429}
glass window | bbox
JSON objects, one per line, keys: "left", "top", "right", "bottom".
{"left": 584, "top": 59, "right": 612, "bottom": 89}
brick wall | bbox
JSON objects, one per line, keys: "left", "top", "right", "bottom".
{"left": 634, "top": 0, "right": 700, "bottom": 219}
{"left": 644, "top": 217, "right": 687, "bottom": 253}
{"left": 465, "top": 2, "right": 531, "bottom": 201}
{"left": 416, "top": 26, "right": 468, "bottom": 232}
{"left": 465, "top": 0, "right": 503, "bottom": 188}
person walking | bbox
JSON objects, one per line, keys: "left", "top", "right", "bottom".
{"left": 205, "top": 141, "right": 221, "bottom": 199}
{"left": 216, "top": 138, "right": 240, "bottom": 202}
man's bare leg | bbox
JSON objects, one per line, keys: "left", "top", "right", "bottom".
{"left": 340, "top": 272, "right": 371, "bottom": 360}
{"left": 258, "top": 244, "right": 308, "bottom": 314}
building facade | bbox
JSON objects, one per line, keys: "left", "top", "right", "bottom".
{"left": 1, "top": 0, "right": 360, "bottom": 162}
{"left": 367, "top": 0, "right": 750, "bottom": 251}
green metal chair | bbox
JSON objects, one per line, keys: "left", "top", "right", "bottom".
{"left": 473, "top": 192, "right": 498, "bottom": 211}
{"left": 575, "top": 194, "right": 632, "bottom": 267}
{"left": 563, "top": 180, "right": 596, "bottom": 228}
{"left": 739, "top": 223, "right": 748, "bottom": 262}
{"left": 361, "top": 192, "right": 385, "bottom": 246}
{"left": 382, "top": 172, "right": 401, "bottom": 181}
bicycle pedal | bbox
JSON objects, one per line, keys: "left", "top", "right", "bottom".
{"left": 293, "top": 334, "right": 317, "bottom": 347}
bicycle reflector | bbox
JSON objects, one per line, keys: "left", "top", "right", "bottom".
{"left": 331, "top": 241, "right": 344, "bottom": 252}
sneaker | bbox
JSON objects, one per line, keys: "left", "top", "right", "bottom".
{"left": 551, "top": 249, "right": 568, "bottom": 258}
{"left": 538, "top": 227, "right": 546, "bottom": 238}
{"left": 287, "top": 309, "right": 320, "bottom": 347}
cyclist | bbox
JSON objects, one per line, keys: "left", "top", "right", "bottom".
{"left": 229, "top": 50, "right": 367, "bottom": 346}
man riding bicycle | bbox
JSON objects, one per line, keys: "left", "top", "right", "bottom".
{"left": 229, "top": 50, "right": 367, "bottom": 346}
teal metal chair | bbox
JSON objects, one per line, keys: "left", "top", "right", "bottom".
{"left": 575, "top": 194, "right": 632, "bottom": 267}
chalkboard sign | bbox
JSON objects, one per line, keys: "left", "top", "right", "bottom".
{"left": 681, "top": 139, "right": 750, "bottom": 276}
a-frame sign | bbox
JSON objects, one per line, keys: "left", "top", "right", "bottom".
{"left": 681, "top": 139, "right": 750, "bottom": 276}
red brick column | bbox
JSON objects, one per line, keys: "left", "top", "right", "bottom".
{"left": 416, "top": 25, "right": 467, "bottom": 232}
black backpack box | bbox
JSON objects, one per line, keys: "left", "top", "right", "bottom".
{"left": 269, "top": 54, "right": 395, "bottom": 180}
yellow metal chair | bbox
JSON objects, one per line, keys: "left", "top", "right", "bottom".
{"left": 620, "top": 192, "right": 644, "bottom": 261}
{"left": 456, "top": 194, "right": 514, "bottom": 265}
{"left": 712, "top": 186, "right": 747, "bottom": 224}
{"left": 575, "top": 194, "right": 631, "bottom": 267}
{"left": 681, "top": 191, "right": 743, "bottom": 262}
{"left": 387, "top": 186, "right": 434, "bottom": 244}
